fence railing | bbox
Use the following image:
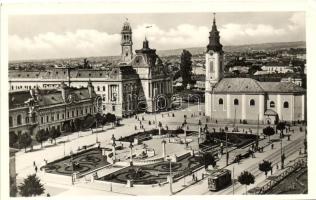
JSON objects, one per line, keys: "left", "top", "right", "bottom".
{"left": 248, "top": 156, "right": 307, "bottom": 194}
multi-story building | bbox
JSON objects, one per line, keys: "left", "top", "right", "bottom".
{"left": 9, "top": 81, "right": 99, "bottom": 135}
{"left": 205, "top": 14, "right": 306, "bottom": 124}
{"left": 8, "top": 20, "right": 173, "bottom": 117}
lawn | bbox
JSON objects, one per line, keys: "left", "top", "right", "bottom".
{"left": 99, "top": 155, "right": 203, "bottom": 185}
{"left": 41, "top": 148, "right": 109, "bottom": 176}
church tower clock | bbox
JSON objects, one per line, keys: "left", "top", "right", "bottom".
{"left": 121, "top": 20, "right": 133, "bottom": 63}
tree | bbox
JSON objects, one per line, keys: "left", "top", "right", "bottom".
{"left": 258, "top": 160, "right": 272, "bottom": 177}
{"left": 18, "top": 174, "right": 45, "bottom": 197}
{"left": 276, "top": 122, "right": 286, "bottom": 137}
{"left": 49, "top": 127, "right": 61, "bottom": 145}
{"left": 248, "top": 65, "right": 262, "bottom": 75}
{"left": 203, "top": 153, "right": 216, "bottom": 169}
{"left": 106, "top": 113, "right": 116, "bottom": 127}
{"left": 180, "top": 49, "right": 193, "bottom": 87}
{"left": 237, "top": 171, "right": 255, "bottom": 195}
{"left": 262, "top": 126, "right": 275, "bottom": 142}
{"left": 35, "top": 129, "right": 48, "bottom": 149}
{"left": 9, "top": 131, "right": 18, "bottom": 147}
{"left": 18, "top": 133, "right": 32, "bottom": 152}
{"left": 74, "top": 118, "right": 82, "bottom": 131}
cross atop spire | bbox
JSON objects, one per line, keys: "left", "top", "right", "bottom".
{"left": 213, "top": 12, "right": 216, "bottom": 24}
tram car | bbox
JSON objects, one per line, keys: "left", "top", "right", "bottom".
{"left": 208, "top": 169, "right": 232, "bottom": 191}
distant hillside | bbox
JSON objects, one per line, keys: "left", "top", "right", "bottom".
{"left": 157, "top": 41, "right": 306, "bottom": 56}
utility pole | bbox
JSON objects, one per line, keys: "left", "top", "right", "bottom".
{"left": 232, "top": 166, "right": 235, "bottom": 195}
{"left": 168, "top": 158, "right": 173, "bottom": 195}
{"left": 280, "top": 138, "right": 284, "bottom": 169}
{"left": 256, "top": 115, "right": 259, "bottom": 151}
{"left": 225, "top": 130, "right": 228, "bottom": 166}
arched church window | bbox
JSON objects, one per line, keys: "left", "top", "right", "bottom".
{"left": 234, "top": 99, "right": 239, "bottom": 105}
{"left": 250, "top": 99, "right": 255, "bottom": 106}
{"left": 283, "top": 101, "right": 289, "bottom": 108}
{"left": 17, "top": 115, "right": 22, "bottom": 125}
{"left": 219, "top": 98, "right": 223, "bottom": 105}
{"left": 270, "top": 101, "right": 275, "bottom": 108}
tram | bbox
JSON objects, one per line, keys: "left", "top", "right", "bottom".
{"left": 208, "top": 169, "right": 232, "bottom": 191}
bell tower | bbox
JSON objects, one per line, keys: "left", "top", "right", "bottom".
{"left": 121, "top": 19, "right": 133, "bottom": 63}
{"left": 205, "top": 13, "right": 224, "bottom": 118}
{"left": 205, "top": 13, "right": 224, "bottom": 92}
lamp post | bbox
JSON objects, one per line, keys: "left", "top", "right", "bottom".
{"left": 280, "top": 138, "right": 284, "bottom": 169}
{"left": 63, "top": 141, "right": 66, "bottom": 156}
{"left": 198, "top": 120, "right": 202, "bottom": 139}
{"left": 167, "top": 157, "right": 173, "bottom": 195}
{"left": 183, "top": 120, "right": 187, "bottom": 146}
{"left": 96, "top": 131, "right": 99, "bottom": 143}
{"left": 129, "top": 142, "right": 133, "bottom": 163}
{"left": 162, "top": 140, "right": 166, "bottom": 158}
{"left": 158, "top": 121, "right": 162, "bottom": 136}
{"left": 223, "top": 130, "right": 229, "bottom": 166}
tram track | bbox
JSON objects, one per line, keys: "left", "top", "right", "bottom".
{"left": 202, "top": 135, "right": 304, "bottom": 195}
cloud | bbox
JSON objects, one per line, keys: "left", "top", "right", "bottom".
{"left": 288, "top": 12, "right": 305, "bottom": 31}
{"left": 9, "top": 30, "right": 121, "bottom": 60}
{"left": 9, "top": 15, "right": 305, "bottom": 60}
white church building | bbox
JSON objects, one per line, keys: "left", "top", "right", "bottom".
{"left": 204, "top": 15, "right": 306, "bottom": 124}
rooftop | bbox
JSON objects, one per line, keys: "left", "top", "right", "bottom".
{"left": 214, "top": 78, "right": 305, "bottom": 94}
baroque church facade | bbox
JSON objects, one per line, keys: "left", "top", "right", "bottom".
{"left": 205, "top": 15, "right": 306, "bottom": 124}
{"left": 9, "top": 20, "right": 173, "bottom": 118}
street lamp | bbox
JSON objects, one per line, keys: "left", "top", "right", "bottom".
{"left": 198, "top": 120, "right": 202, "bottom": 139}
{"left": 280, "top": 138, "right": 284, "bottom": 169}
{"left": 96, "top": 131, "right": 99, "bottom": 143}
{"left": 167, "top": 157, "right": 173, "bottom": 195}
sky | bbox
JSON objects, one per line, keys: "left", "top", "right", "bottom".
{"left": 9, "top": 12, "right": 305, "bottom": 60}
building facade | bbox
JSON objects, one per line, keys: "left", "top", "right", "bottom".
{"left": 8, "top": 21, "right": 173, "bottom": 117}
{"left": 205, "top": 15, "right": 306, "bottom": 124}
{"left": 9, "top": 81, "right": 99, "bottom": 136}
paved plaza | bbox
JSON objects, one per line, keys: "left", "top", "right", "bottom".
{"left": 14, "top": 104, "right": 307, "bottom": 196}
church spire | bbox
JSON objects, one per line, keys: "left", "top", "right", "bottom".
{"left": 207, "top": 12, "right": 222, "bottom": 52}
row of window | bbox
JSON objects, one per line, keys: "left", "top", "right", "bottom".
{"left": 9, "top": 107, "right": 95, "bottom": 127}
{"left": 218, "top": 98, "right": 289, "bottom": 108}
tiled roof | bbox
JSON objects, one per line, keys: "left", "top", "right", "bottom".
{"left": 9, "top": 67, "right": 139, "bottom": 80}
{"left": 264, "top": 109, "right": 278, "bottom": 116}
{"left": 214, "top": 78, "right": 305, "bottom": 94}
{"left": 9, "top": 91, "right": 32, "bottom": 108}
{"left": 213, "top": 78, "right": 264, "bottom": 93}
{"left": 9, "top": 87, "right": 96, "bottom": 109}
{"left": 259, "top": 81, "right": 305, "bottom": 93}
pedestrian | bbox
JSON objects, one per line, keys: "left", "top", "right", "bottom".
{"left": 35, "top": 165, "right": 38, "bottom": 173}
{"left": 276, "top": 164, "right": 279, "bottom": 170}
{"left": 271, "top": 143, "right": 274, "bottom": 149}
{"left": 33, "top": 161, "right": 36, "bottom": 167}
{"left": 192, "top": 173, "right": 195, "bottom": 181}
